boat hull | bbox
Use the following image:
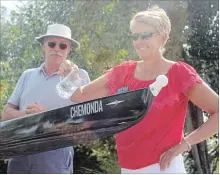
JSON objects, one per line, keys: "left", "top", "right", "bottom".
{"left": 0, "top": 87, "right": 153, "bottom": 159}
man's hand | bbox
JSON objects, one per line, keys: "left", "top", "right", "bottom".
{"left": 25, "top": 102, "right": 48, "bottom": 114}
{"left": 58, "top": 60, "right": 79, "bottom": 77}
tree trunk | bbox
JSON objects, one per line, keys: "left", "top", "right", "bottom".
{"left": 185, "top": 102, "right": 211, "bottom": 173}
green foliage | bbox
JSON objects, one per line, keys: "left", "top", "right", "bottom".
{"left": 183, "top": 0, "right": 219, "bottom": 173}
{"left": 73, "top": 138, "right": 120, "bottom": 173}
{"left": 73, "top": 145, "right": 107, "bottom": 174}
{"left": 0, "top": 0, "right": 218, "bottom": 173}
{"left": 183, "top": 0, "right": 219, "bottom": 90}
{"left": 89, "top": 138, "right": 120, "bottom": 173}
{"left": 0, "top": 160, "right": 7, "bottom": 174}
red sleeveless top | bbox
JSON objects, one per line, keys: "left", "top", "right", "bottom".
{"left": 106, "top": 60, "right": 203, "bottom": 169}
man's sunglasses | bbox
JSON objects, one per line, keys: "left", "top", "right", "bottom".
{"left": 131, "top": 32, "right": 156, "bottom": 41}
{"left": 48, "top": 41, "right": 68, "bottom": 50}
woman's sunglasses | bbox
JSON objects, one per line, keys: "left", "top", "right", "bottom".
{"left": 48, "top": 41, "right": 68, "bottom": 50}
{"left": 131, "top": 32, "right": 156, "bottom": 41}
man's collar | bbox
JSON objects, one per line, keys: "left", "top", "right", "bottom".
{"left": 39, "top": 62, "right": 46, "bottom": 71}
{"left": 39, "top": 62, "right": 59, "bottom": 77}
{"left": 39, "top": 62, "right": 47, "bottom": 75}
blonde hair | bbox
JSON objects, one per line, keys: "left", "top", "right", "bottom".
{"left": 130, "top": 5, "right": 171, "bottom": 47}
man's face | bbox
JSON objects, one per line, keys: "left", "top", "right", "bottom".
{"left": 43, "top": 36, "right": 72, "bottom": 66}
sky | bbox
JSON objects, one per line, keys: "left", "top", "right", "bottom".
{"left": 1, "top": 0, "right": 25, "bottom": 12}
{"left": 1, "top": 0, "right": 19, "bottom": 10}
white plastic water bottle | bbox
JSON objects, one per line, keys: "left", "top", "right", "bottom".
{"left": 56, "top": 69, "right": 86, "bottom": 99}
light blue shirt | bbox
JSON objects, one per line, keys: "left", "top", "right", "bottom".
{"left": 7, "top": 62, "right": 90, "bottom": 173}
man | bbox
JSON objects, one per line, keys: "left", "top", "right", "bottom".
{"left": 2, "top": 24, "right": 90, "bottom": 173}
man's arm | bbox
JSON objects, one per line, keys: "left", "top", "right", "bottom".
{"left": 2, "top": 70, "right": 28, "bottom": 121}
{"left": 2, "top": 103, "right": 25, "bottom": 121}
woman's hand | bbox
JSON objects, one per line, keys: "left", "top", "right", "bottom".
{"left": 159, "top": 139, "right": 189, "bottom": 171}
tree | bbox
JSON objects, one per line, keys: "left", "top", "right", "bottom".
{"left": 0, "top": 0, "right": 218, "bottom": 173}
{"left": 183, "top": 0, "right": 219, "bottom": 173}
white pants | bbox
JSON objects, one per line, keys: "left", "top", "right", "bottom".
{"left": 121, "top": 155, "right": 186, "bottom": 174}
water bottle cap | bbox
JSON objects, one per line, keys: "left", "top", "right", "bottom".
{"left": 155, "top": 75, "right": 168, "bottom": 87}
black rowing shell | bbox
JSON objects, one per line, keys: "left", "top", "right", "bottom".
{"left": 0, "top": 87, "right": 154, "bottom": 159}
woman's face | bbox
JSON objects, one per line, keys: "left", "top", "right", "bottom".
{"left": 130, "top": 21, "right": 165, "bottom": 59}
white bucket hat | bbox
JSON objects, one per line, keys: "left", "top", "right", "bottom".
{"left": 35, "top": 24, "right": 80, "bottom": 49}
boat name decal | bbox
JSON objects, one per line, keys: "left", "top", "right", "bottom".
{"left": 70, "top": 100, "right": 103, "bottom": 118}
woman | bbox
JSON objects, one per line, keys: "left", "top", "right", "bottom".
{"left": 59, "top": 6, "right": 219, "bottom": 173}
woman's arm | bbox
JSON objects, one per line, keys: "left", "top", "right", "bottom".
{"left": 185, "top": 81, "right": 219, "bottom": 145}
{"left": 159, "top": 81, "right": 219, "bottom": 171}
{"left": 71, "top": 74, "right": 110, "bottom": 102}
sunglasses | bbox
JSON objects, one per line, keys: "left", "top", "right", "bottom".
{"left": 47, "top": 41, "right": 68, "bottom": 50}
{"left": 131, "top": 32, "right": 156, "bottom": 41}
